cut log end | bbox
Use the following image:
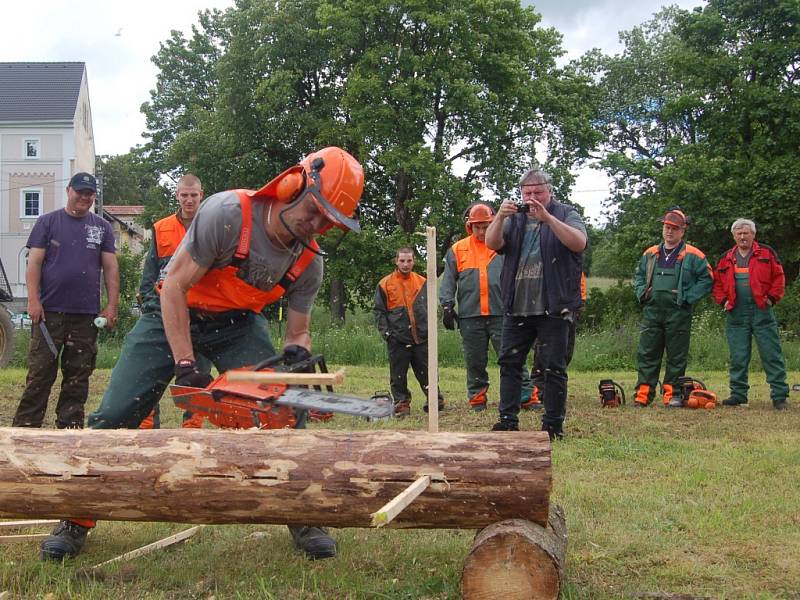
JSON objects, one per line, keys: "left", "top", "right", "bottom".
{"left": 461, "top": 506, "right": 566, "bottom": 600}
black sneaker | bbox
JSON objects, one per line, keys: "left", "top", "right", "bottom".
{"left": 288, "top": 526, "right": 337, "bottom": 560}
{"left": 722, "top": 397, "right": 749, "bottom": 407}
{"left": 491, "top": 420, "right": 519, "bottom": 432}
{"left": 40, "top": 520, "right": 90, "bottom": 561}
{"left": 774, "top": 400, "right": 789, "bottom": 410}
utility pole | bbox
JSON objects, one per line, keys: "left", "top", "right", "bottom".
{"left": 96, "top": 172, "right": 104, "bottom": 216}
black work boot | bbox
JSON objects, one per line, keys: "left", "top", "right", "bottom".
{"left": 40, "top": 520, "right": 90, "bottom": 561}
{"left": 422, "top": 398, "right": 445, "bottom": 413}
{"left": 288, "top": 525, "right": 337, "bottom": 560}
{"left": 542, "top": 423, "right": 564, "bottom": 442}
{"left": 491, "top": 420, "right": 519, "bottom": 432}
{"left": 393, "top": 400, "right": 411, "bottom": 418}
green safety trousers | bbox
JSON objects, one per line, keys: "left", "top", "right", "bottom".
{"left": 459, "top": 316, "right": 503, "bottom": 401}
{"left": 726, "top": 273, "right": 788, "bottom": 405}
{"left": 635, "top": 291, "right": 693, "bottom": 405}
{"left": 87, "top": 310, "right": 276, "bottom": 428}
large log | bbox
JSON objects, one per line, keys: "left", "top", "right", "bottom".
{"left": 0, "top": 428, "right": 550, "bottom": 528}
{"left": 461, "top": 506, "right": 567, "bottom": 600}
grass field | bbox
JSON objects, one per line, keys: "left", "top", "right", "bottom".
{"left": 1, "top": 365, "right": 799, "bottom": 599}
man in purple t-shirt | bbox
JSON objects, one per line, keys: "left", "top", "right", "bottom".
{"left": 12, "top": 172, "right": 119, "bottom": 429}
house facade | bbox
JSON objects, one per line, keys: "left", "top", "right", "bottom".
{"left": 103, "top": 204, "right": 148, "bottom": 254}
{"left": 0, "top": 62, "right": 95, "bottom": 299}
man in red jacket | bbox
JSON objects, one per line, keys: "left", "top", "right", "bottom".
{"left": 712, "top": 218, "right": 789, "bottom": 409}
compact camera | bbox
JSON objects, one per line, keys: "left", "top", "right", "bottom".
{"left": 515, "top": 201, "right": 530, "bottom": 213}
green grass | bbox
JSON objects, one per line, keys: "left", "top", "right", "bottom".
{"left": 1, "top": 366, "right": 799, "bottom": 598}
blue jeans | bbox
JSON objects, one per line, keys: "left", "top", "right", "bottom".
{"left": 497, "top": 314, "right": 570, "bottom": 431}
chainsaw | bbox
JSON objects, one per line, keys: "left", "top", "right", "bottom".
{"left": 676, "top": 376, "right": 717, "bottom": 409}
{"left": 170, "top": 352, "right": 393, "bottom": 429}
{"left": 598, "top": 379, "right": 625, "bottom": 408}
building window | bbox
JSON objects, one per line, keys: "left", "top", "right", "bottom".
{"left": 24, "top": 139, "right": 40, "bottom": 159}
{"left": 20, "top": 189, "right": 42, "bottom": 218}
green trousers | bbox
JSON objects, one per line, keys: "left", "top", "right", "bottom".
{"left": 635, "top": 295, "right": 693, "bottom": 404}
{"left": 459, "top": 316, "right": 503, "bottom": 399}
{"left": 88, "top": 311, "right": 275, "bottom": 428}
{"left": 726, "top": 302, "right": 788, "bottom": 404}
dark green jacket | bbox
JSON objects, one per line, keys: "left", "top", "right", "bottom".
{"left": 634, "top": 242, "right": 713, "bottom": 307}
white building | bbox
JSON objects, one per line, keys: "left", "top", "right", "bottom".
{"left": 0, "top": 62, "right": 95, "bottom": 301}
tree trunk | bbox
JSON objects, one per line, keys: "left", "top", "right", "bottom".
{"left": 0, "top": 428, "right": 551, "bottom": 528}
{"left": 461, "top": 506, "right": 567, "bottom": 600}
{"left": 329, "top": 277, "right": 346, "bottom": 324}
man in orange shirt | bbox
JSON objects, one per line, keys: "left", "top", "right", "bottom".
{"left": 375, "top": 247, "right": 444, "bottom": 416}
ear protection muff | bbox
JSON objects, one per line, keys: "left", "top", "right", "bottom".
{"left": 275, "top": 171, "right": 305, "bottom": 203}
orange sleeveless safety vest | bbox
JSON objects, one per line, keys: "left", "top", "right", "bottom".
{"left": 182, "top": 190, "right": 319, "bottom": 313}
{"left": 153, "top": 214, "right": 186, "bottom": 259}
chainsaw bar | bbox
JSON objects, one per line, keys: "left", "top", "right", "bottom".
{"left": 170, "top": 385, "right": 393, "bottom": 420}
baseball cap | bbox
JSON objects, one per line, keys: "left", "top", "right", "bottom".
{"left": 69, "top": 172, "right": 97, "bottom": 193}
{"left": 659, "top": 208, "right": 687, "bottom": 228}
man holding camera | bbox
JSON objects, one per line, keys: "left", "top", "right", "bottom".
{"left": 485, "top": 168, "right": 586, "bottom": 439}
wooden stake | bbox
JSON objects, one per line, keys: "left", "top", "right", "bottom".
{"left": 425, "top": 226, "right": 439, "bottom": 433}
{"left": 0, "top": 533, "right": 48, "bottom": 544}
{"left": 0, "top": 519, "right": 58, "bottom": 528}
{"left": 226, "top": 368, "right": 346, "bottom": 386}
{"left": 370, "top": 475, "right": 431, "bottom": 527}
{"left": 91, "top": 525, "right": 204, "bottom": 570}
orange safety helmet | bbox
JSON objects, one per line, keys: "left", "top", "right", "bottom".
{"left": 465, "top": 202, "right": 495, "bottom": 234}
{"left": 251, "top": 146, "right": 364, "bottom": 233}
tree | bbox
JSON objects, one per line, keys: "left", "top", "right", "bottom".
{"left": 590, "top": 0, "right": 800, "bottom": 276}
{"left": 141, "top": 0, "right": 599, "bottom": 310}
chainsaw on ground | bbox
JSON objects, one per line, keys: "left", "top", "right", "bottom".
{"left": 676, "top": 376, "right": 717, "bottom": 409}
{"left": 598, "top": 379, "right": 625, "bottom": 408}
{"left": 170, "top": 352, "right": 393, "bottom": 430}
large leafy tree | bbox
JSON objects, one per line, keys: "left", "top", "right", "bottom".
{"left": 141, "top": 0, "right": 598, "bottom": 309}
{"left": 591, "top": 0, "right": 800, "bottom": 277}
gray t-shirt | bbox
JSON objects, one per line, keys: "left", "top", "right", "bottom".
{"left": 504, "top": 208, "right": 586, "bottom": 316}
{"left": 180, "top": 191, "right": 323, "bottom": 314}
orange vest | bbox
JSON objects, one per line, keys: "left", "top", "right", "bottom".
{"left": 184, "top": 190, "right": 319, "bottom": 313}
{"left": 153, "top": 213, "right": 187, "bottom": 258}
{"left": 452, "top": 236, "right": 498, "bottom": 316}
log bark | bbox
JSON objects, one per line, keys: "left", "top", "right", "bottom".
{"left": 461, "top": 506, "right": 567, "bottom": 600}
{"left": 0, "top": 428, "right": 551, "bottom": 528}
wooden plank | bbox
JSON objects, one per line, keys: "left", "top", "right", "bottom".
{"left": 425, "top": 226, "right": 439, "bottom": 433}
{"left": 371, "top": 475, "right": 431, "bottom": 527}
{"left": 0, "top": 533, "right": 48, "bottom": 544}
{"left": 226, "top": 368, "right": 346, "bottom": 386}
{"left": 91, "top": 526, "right": 204, "bottom": 570}
{"left": 0, "top": 519, "right": 58, "bottom": 528}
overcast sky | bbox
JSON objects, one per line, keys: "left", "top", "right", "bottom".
{"left": 3, "top": 0, "right": 704, "bottom": 221}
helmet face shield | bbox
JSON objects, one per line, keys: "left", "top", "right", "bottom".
{"left": 306, "top": 168, "right": 361, "bottom": 233}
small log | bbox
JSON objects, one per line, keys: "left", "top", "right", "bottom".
{"left": 0, "top": 428, "right": 551, "bottom": 528}
{"left": 461, "top": 505, "right": 567, "bottom": 600}
{"left": 371, "top": 475, "right": 431, "bottom": 527}
{"left": 226, "top": 368, "right": 346, "bottom": 385}
{"left": 92, "top": 526, "right": 204, "bottom": 570}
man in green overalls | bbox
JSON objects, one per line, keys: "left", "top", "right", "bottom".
{"left": 633, "top": 208, "right": 713, "bottom": 407}
{"left": 712, "top": 218, "right": 789, "bottom": 409}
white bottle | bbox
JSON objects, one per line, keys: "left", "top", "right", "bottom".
{"left": 94, "top": 316, "right": 107, "bottom": 329}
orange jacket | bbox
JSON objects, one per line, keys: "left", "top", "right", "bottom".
{"left": 439, "top": 235, "right": 503, "bottom": 317}
{"left": 374, "top": 270, "right": 428, "bottom": 346}
{"left": 139, "top": 213, "right": 187, "bottom": 313}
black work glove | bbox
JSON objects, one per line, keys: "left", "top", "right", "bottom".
{"left": 442, "top": 305, "right": 458, "bottom": 331}
{"left": 174, "top": 359, "right": 213, "bottom": 388}
{"left": 283, "top": 344, "right": 312, "bottom": 365}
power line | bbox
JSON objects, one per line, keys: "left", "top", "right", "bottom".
{"left": 0, "top": 177, "right": 71, "bottom": 193}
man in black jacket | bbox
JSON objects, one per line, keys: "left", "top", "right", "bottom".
{"left": 485, "top": 168, "right": 586, "bottom": 439}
